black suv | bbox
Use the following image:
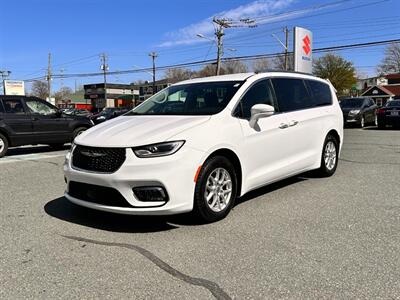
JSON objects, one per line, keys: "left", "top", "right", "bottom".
{"left": 0, "top": 96, "right": 93, "bottom": 157}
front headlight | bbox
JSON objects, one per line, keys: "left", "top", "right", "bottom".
{"left": 349, "top": 109, "right": 360, "bottom": 116}
{"left": 132, "top": 141, "right": 185, "bottom": 158}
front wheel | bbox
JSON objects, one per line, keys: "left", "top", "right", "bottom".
{"left": 315, "top": 134, "right": 339, "bottom": 177}
{"left": 0, "top": 133, "right": 9, "bottom": 158}
{"left": 360, "top": 115, "right": 365, "bottom": 128}
{"left": 193, "top": 156, "right": 237, "bottom": 223}
{"left": 72, "top": 127, "right": 87, "bottom": 140}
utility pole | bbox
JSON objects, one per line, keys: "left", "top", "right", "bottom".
{"left": 213, "top": 18, "right": 230, "bottom": 76}
{"left": 149, "top": 52, "right": 158, "bottom": 94}
{"left": 272, "top": 27, "right": 290, "bottom": 71}
{"left": 212, "top": 17, "right": 256, "bottom": 75}
{"left": 284, "top": 27, "right": 289, "bottom": 71}
{"left": 47, "top": 52, "right": 52, "bottom": 100}
{"left": 100, "top": 53, "right": 108, "bottom": 107}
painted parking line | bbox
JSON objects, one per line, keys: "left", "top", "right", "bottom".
{"left": 0, "top": 153, "right": 66, "bottom": 164}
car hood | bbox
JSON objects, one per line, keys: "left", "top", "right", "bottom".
{"left": 74, "top": 115, "right": 211, "bottom": 147}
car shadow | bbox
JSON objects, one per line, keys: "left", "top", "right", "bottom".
{"left": 44, "top": 175, "right": 311, "bottom": 231}
{"left": 7, "top": 145, "right": 71, "bottom": 157}
{"left": 235, "top": 175, "right": 308, "bottom": 207}
{"left": 44, "top": 197, "right": 179, "bottom": 233}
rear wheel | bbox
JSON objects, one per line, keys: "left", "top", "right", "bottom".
{"left": 193, "top": 156, "right": 237, "bottom": 223}
{"left": 377, "top": 119, "right": 385, "bottom": 129}
{"left": 0, "top": 133, "right": 9, "bottom": 158}
{"left": 315, "top": 134, "right": 339, "bottom": 177}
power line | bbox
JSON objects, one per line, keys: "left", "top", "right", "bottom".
{"left": 23, "top": 39, "right": 398, "bottom": 82}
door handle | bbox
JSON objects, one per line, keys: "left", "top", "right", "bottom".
{"left": 279, "top": 123, "right": 289, "bottom": 129}
{"left": 289, "top": 120, "right": 298, "bottom": 127}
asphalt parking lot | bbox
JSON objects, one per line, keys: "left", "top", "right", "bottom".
{"left": 1, "top": 128, "right": 399, "bottom": 299}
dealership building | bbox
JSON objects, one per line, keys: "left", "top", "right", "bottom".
{"left": 358, "top": 73, "right": 400, "bottom": 106}
{"left": 84, "top": 83, "right": 139, "bottom": 110}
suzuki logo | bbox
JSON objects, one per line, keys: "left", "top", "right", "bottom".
{"left": 302, "top": 35, "right": 311, "bottom": 55}
{"left": 80, "top": 150, "right": 106, "bottom": 158}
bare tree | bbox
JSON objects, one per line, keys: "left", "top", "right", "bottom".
{"left": 54, "top": 87, "right": 73, "bottom": 103}
{"left": 378, "top": 43, "right": 400, "bottom": 74}
{"left": 313, "top": 53, "right": 356, "bottom": 95}
{"left": 272, "top": 54, "right": 293, "bottom": 71}
{"left": 222, "top": 60, "right": 248, "bottom": 74}
{"left": 31, "top": 81, "right": 48, "bottom": 99}
{"left": 197, "top": 64, "right": 218, "bottom": 77}
{"left": 164, "top": 68, "right": 194, "bottom": 83}
{"left": 252, "top": 58, "right": 271, "bottom": 72}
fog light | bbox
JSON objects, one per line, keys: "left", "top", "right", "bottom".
{"left": 133, "top": 186, "right": 169, "bottom": 202}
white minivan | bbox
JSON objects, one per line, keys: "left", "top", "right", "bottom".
{"left": 64, "top": 72, "right": 343, "bottom": 222}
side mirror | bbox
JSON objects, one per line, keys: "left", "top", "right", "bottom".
{"left": 55, "top": 110, "right": 62, "bottom": 117}
{"left": 249, "top": 104, "right": 275, "bottom": 128}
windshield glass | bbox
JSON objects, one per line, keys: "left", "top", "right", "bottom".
{"left": 386, "top": 100, "right": 400, "bottom": 107}
{"left": 126, "top": 81, "right": 243, "bottom": 116}
{"left": 340, "top": 98, "right": 364, "bottom": 108}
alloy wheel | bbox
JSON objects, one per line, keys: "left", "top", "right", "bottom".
{"left": 0, "top": 138, "right": 4, "bottom": 153}
{"left": 361, "top": 116, "right": 365, "bottom": 128}
{"left": 324, "top": 141, "right": 337, "bottom": 171}
{"left": 204, "top": 168, "right": 232, "bottom": 212}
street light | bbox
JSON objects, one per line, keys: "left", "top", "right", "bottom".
{"left": 196, "top": 33, "right": 215, "bottom": 43}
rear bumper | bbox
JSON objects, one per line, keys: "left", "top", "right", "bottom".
{"left": 63, "top": 145, "right": 205, "bottom": 215}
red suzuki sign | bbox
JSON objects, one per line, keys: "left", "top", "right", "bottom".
{"left": 294, "top": 27, "right": 313, "bottom": 74}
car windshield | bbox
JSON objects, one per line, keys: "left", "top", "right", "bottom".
{"left": 340, "top": 98, "right": 364, "bottom": 108}
{"left": 126, "top": 81, "right": 243, "bottom": 116}
{"left": 386, "top": 100, "right": 400, "bottom": 107}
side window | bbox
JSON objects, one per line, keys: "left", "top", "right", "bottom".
{"left": 3, "top": 99, "right": 26, "bottom": 114}
{"left": 307, "top": 80, "right": 332, "bottom": 107}
{"left": 271, "top": 78, "right": 312, "bottom": 112}
{"left": 26, "top": 99, "right": 57, "bottom": 115}
{"left": 237, "top": 80, "right": 275, "bottom": 119}
{"left": 0, "top": 100, "right": 4, "bottom": 113}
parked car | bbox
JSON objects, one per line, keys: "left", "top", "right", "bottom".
{"left": 0, "top": 96, "right": 93, "bottom": 157}
{"left": 376, "top": 99, "right": 400, "bottom": 129}
{"left": 340, "top": 97, "right": 377, "bottom": 128}
{"left": 91, "top": 107, "right": 130, "bottom": 124}
{"left": 64, "top": 72, "right": 343, "bottom": 222}
{"left": 64, "top": 108, "right": 92, "bottom": 117}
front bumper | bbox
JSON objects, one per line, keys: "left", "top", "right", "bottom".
{"left": 343, "top": 113, "right": 361, "bottom": 125}
{"left": 63, "top": 145, "right": 205, "bottom": 215}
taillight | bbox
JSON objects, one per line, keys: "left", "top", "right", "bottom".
{"left": 377, "top": 108, "right": 385, "bottom": 115}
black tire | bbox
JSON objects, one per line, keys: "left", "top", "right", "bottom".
{"left": 72, "top": 127, "right": 87, "bottom": 140}
{"left": 315, "top": 134, "right": 339, "bottom": 177}
{"left": 193, "top": 156, "right": 237, "bottom": 223}
{"left": 0, "top": 133, "right": 9, "bottom": 158}
{"left": 377, "top": 121, "right": 385, "bottom": 129}
{"left": 48, "top": 143, "right": 65, "bottom": 150}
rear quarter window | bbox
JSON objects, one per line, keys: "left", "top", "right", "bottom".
{"left": 306, "top": 80, "right": 332, "bottom": 107}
